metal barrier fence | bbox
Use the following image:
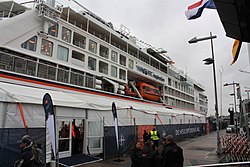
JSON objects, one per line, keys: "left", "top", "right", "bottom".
{"left": 188, "top": 161, "right": 250, "bottom": 167}
{"left": 221, "top": 134, "right": 250, "bottom": 162}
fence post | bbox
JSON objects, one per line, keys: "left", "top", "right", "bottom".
{"left": 134, "top": 118, "right": 136, "bottom": 141}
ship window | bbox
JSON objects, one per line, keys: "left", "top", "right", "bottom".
{"left": 175, "top": 81, "right": 178, "bottom": 88}
{"left": 72, "top": 50, "right": 85, "bottom": 62}
{"left": 57, "top": 45, "right": 69, "bottom": 62}
{"left": 99, "top": 45, "right": 109, "bottom": 59}
{"left": 150, "top": 58, "right": 159, "bottom": 69}
{"left": 41, "top": 39, "right": 53, "bottom": 57}
{"left": 62, "top": 27, "right": 71, "bottom": 43}
{"left": 168, "top": 78, "right": 171, "bottom": 86}
{"left": 128, "top": 59, "right": 134, "bottom": 69}
{"left": 70, "top": 69, "right": 85, "bottom": 86}
{"left": 48, "top": 22, "right": 58, "bottom": 37}
{"left": 37, "top": 61, "right": 56, "bottom": 80}
{"left": 89, "top": 40, "right": 97, "bottom": 54}
{"left": 73, "top": 32, "right": 86, "bottom": 49}
{"left": 111, "top": 65, "right": 117, "bottom": 78}
{"left": 21, "top": 36, "right": 37, "bottom": 51}
{"left": 57, "top": 66, "right": 69, "bottom": 83}
{"left": 111, "top": 50, "right": 118, "bottom": 62}
{"left": 160, "top": 64, "right": 168, "bottom": 74}
{"left": 85, "top": 73, "right": 94, "bottom": 88}
{"left": 88, "top": 57, "right": 96, "bottom": 71}
{"left": 99, "top": 61, "right": 108, "bottom": 75}
{"left": 119, "top": 69, "right": 126, "bottom": 81}
{"left": 120, "top": 54, "right": 126, "bottom": 66}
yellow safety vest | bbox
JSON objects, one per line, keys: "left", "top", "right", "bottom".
{"left": 150, "top": 130, "right": 159, "bottom": 140}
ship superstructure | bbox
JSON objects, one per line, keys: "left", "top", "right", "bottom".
{"left": 0, "top": 0, "right": 208, "bottom": 165}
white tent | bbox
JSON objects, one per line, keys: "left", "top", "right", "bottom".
{"left": 0, "top": 81, "right": 205, "bottom": 127}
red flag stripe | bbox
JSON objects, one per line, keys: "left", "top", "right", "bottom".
{"left": 188, "top": 0, "right": 203, "bottom": 10}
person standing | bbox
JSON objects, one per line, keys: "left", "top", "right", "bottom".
{"left": 149, "top": 127, "right": 160, "bottom": 148}
{"left": 14, "top": 135, "right": 34, "bottom": 167}
{"left": 142, "top": 140, "right": 155, "bottom": 167}
{"left": 130, "top": 141, "right": 143, "bottom": 167}
{"left": 143, "top": 130, "right": 150, "bottom": 144}
{"left": 163, "top": 135, "right": 184, "bottom": 167}
{"left": 155, "top": 138, "right": 165, "bottom": 167}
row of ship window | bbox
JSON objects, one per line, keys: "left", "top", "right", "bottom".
{"left": 167, "top": 78, "right": 194, "bottom": 96}
{"left": 43, "top": 23, "right": 174, "bottom": 80}
{"left": 21, "top": 34, "right": 129, "bottom": 80}
{"left": 166, "top": 97, "right": 195, "bottom": 110}
{"left": 47, "top": 24, "right": 134, "bottom": 69}
{"left": 0, "top": 51, "right": 97, "bottom": 89}
{"left": 21, "top": 23, "right": 197, "bottom": 94}
{"left": 50, "top": 22, "right": 185, "bottom": 87}
{"left": 20, "top": 34, "right": 196, "bottom": 92}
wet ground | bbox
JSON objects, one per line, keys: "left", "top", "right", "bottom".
{"left": 80, "top": 130, "right": 226, "bottom": 167}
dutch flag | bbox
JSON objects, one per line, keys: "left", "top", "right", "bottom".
{"left": 185, "top": 0, "right": 216, "bottom": 20}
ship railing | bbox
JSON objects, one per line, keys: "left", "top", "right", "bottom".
{"left": 36, "top": 0, "right": 62, "bottom": 22}
{"left": 0, "top": 51, "right": 95, "bottom": 90}
{"left": 66, "top": 0, "right": 113, "bottom": 29}
{"left": 169, "top": 65, "right": 204, "bottom": 89}
{"left": 165, "top": 87, "right": 195, "bottom": 102}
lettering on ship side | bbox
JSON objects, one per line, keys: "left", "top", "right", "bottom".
{"left": 136, "top": 65, "right": 165, "bottom": 82}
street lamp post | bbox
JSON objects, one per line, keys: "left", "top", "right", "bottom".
{"left": 219, "top": 66, "right": 224, "bottom": 130}
{"left": 188, "top": 32, "right": 222, "bottom": 155}
{"left": 219, "top": 66, "right": 224, "bottom": 117}
{"left": 224, "top": 82, "right": 239, "bottom": 133}
{"left": 224, "top": 82, "right": 238, "bottom": 115}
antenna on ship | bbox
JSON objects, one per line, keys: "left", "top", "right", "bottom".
{"left": 119, "top": 24, "right": 130, "bottom": 37}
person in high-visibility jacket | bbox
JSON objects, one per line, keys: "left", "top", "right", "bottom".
{"left": 149, "top": 127, "right": 160, "bottom": 147}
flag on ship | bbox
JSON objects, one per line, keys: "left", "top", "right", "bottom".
{"left": 185, "top": 0, "right": 216, "bottom": 20}
{"left": 185, "top": 0, "right": 242, "bottom": 64}
{"left": 42, "top": 93, "right": 56, "bottom": 159}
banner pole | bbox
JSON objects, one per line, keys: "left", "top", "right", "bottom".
{"left": 112, "top": 102, "right": 124, "bottom": 162}
{"left": 42, "top": 93, "right": 57, "bottom": 167}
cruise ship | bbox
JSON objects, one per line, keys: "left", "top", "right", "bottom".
{"left": 0, "top": 0, "right": 208, "bottom": 166}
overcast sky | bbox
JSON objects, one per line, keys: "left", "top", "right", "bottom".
{"left": 18, "top": 0, "right": 250, "bottom": 116}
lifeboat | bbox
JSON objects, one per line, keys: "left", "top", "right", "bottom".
{"left": 125, "top": 81, "right": 161, "bottom": 102}
{"left": 125, "top": 84, "right": 138, "bottom": 97}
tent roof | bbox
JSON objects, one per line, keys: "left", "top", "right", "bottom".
{"left": 0, "top": 82, "right": 204, "bottom": 117}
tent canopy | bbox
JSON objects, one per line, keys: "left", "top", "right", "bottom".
{"left": 0, "top": 82, "right": 204, "bottom": 117}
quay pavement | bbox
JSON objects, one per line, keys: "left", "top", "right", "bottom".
{"left": 80, "top": 130, "right": 226, "bottom": 167}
